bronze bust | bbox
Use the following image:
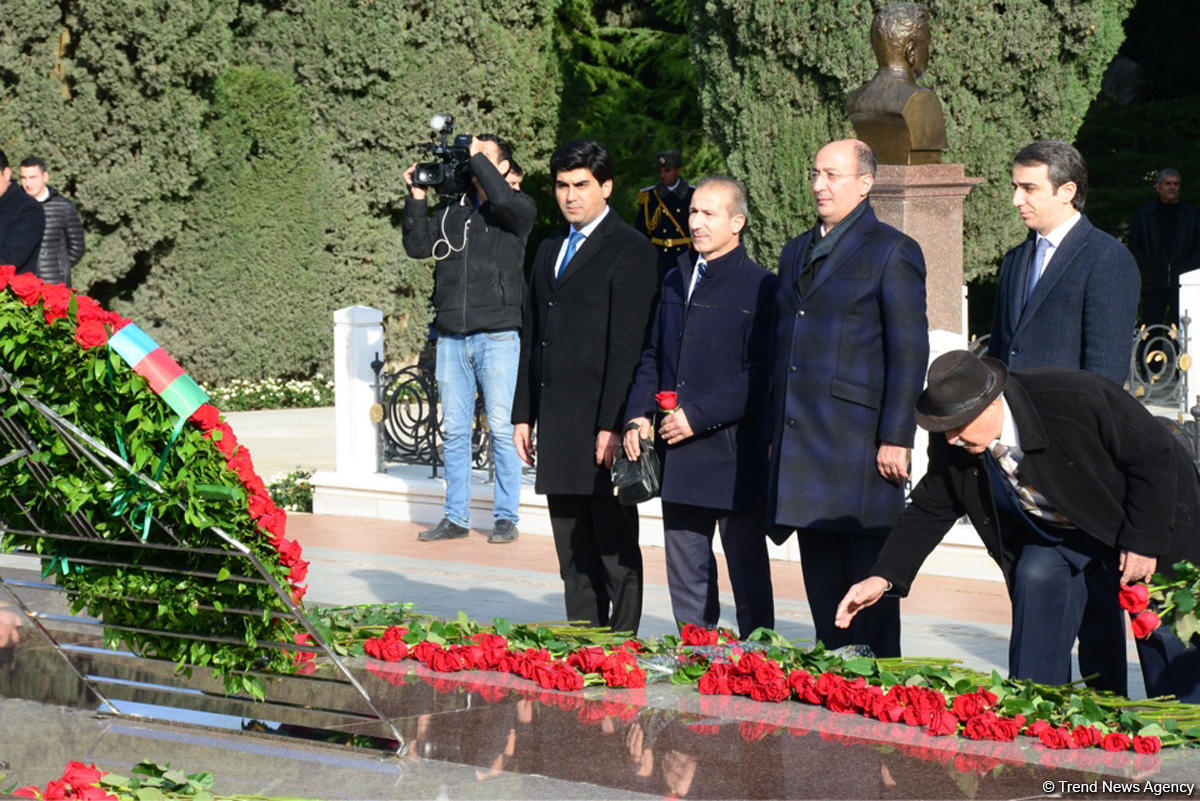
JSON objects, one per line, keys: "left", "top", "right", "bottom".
{"left": 845, "top": 3, "right": 947, "bottom": 165}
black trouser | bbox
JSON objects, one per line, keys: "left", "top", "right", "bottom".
{"left": 662, "top": 501, "right": 774, "bottom": 639}
{"left": 796, "top": 529, "right": 900, "bottom": 658}
{"left": 546, "top": 493, "right": 642, "bottom": 634}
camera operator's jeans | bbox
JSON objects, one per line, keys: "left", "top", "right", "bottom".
{"left": 435, "top": 330, "right": 521, "bottom": 528}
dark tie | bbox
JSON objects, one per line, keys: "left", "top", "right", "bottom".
{"left": 1024, "top": 237, "right": 1050, "bottom": 305}
{"left": 557, "top": 231, "right": 585, "bottom": 279}
{"left": 689, "top": 260, "right": 707, "bottom": 303}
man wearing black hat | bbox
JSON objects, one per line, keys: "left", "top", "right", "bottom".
{"left": 835, "top": 350, "right": 1200, "bottom": 701}
{"left": 635, "top": 149, "right": 694, "bottom": 280}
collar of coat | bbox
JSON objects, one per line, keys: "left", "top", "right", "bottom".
{"left": 808, "top": 199, "right": 870, "bottom": 266}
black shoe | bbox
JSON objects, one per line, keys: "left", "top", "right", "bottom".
{"left": 487, "top": 519, "right": 518, "bottom": 544}
{"left": 418, "top": 517, "right": 470, "bottom": 542}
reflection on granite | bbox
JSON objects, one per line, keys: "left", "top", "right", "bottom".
{"left": 2, "top": 562, "right": 1198, "bottom": 799}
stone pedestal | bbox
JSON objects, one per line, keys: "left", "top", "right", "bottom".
{"left": 870, "top": 163, "right": 983, "bottom": 334}
{"left": 332, "top": 305, "right": 383, "bottom": 475}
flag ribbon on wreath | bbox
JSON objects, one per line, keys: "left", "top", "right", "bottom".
{"left": 104, "top": 324, "right": 209, "bottom": 541}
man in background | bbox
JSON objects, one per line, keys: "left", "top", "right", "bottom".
{"left": 0, "top": 149, "right": 44, "bottom": 274}
{"left": 20, "top": 157, "right": 85, "bottom": 287}
{"left": 1129, "top": 168, "right": 1198, "bottom": 325}
{"left": 635, "top": 149, "right": 694, "bottom": 280}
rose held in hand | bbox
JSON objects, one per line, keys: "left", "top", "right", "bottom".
{"left": 1131, "top": 609, "right": 1161, "bottom": 639}
{"left": 655, "top": 391, "right": 678, "bottom": 412}
{"left": 1118, "top": 583, "right": 1149, "bottom": 613}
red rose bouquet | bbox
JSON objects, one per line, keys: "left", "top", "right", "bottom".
{"left": 1119, "top": 559, "right": 1200, "bottom": 644}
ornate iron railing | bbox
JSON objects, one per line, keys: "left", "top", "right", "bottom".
{"left": 371, "top": 341, "right": 500, "bottom": 480}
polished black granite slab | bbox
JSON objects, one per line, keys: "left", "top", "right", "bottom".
{"left": 2, "top": 564, "right": 1198, "bottom": 799}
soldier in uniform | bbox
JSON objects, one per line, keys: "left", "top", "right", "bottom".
{"left": 635, "top": 149, "right": 694, "bottom": 279}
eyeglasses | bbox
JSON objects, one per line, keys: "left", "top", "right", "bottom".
{"left": 808, "top": 169, "right": 865, "bottom": 183}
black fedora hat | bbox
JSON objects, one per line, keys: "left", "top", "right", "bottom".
{"left": 914, "top": 350, "right": 1008, "bottom": 432}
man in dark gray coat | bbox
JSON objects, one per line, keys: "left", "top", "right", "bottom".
{"left": 624, "top": 177, "right": 775, "bottom": 639}
{"left": 766, "top": 138, "right": 929, "bottom": 658}
{"left": 512, "top": 139, "right": 658, "bottom": 633}
{"left": 837, "top": 351, "right": 1200, "bottom": 702}
{"left": 0, "top": 149, "right": 44, "bottom": 274}
{"left": 19, "top": 157, "right": 85, "bottom": 287}
{"left": 1128, "top": 168, "right": 1199, "bottom": 325}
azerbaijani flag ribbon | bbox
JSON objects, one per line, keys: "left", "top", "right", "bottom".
{"left": 108, "top": 324, "right": 208, "bottom": 419}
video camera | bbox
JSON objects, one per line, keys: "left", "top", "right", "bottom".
{"left": 412, "top": 114, "right": 473, "bottom": 196}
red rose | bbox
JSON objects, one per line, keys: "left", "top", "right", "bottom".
{"left": 555, "top": 665, "right": 585, "bottom": 692}
{"left": 1101, "top": 732, "right": 1132, "bottom": 751}
{"left": 1118, "top": 583, "right": 1150, "bottom": 613}
{"left": 40, "top": 282, "right": 71, "bottom": 323}
{"left": 0, "top": 264, "right": 15, "bottom": 289}
{"left": 383, "top": 626, "right": 409, "bottom": 642}
{"left": 1038, "top": 727, "right": 1071, "bottom": 749}
{"left": 364, "top": 638, "right": 384, "bottom": 659}
{"left": 9, "top": 273, "right": 42, "bottom": 305}
{"left": 61, "top": 762, "right": 105, "bottom": 788}
{"left": 72, "top": 786, "right": 116, "bottom": 801}
{"left": 1132, "top": 735, "right": 1161, "bottom": 754}
{"left": 189, "top": 403, "right": 222, "bottom": 432}
{"left": 1025, "top": 718, "right": 1051, "bottom": 737}
{"left": 1131, "top": 610, "right": 1161, "bottom": 639}
{"left": 654, "top": 390, "right": 678, "bottom": 412}
{"left": 926, "top": 709, "right": 959, "bottom": 736}
{"left": 430, "top": 649, "right": 464, "bottom": 672}
{"left": 989, "top": 717, "right": 1020, "bottom": 741}
{"left": 951, "top": 688, "right": 997, "bottom": 721}
{"left": 532, "top": 662, "right": 558, "bottom": 689}
{"left": 291, "top": 585, "right": 306, "bottom": 603}
{"left": 74, "top": 294, "right": 104, "bottom": 322}
{"left": 730, "top": 674, "right": 754, "bottom": 695}
{"left": 258, "top": 508, "right": 287, "bottom": 539}
{"left": 567, "top": 646, "right": 607, "bottom": 674}
{"left": 247, "top": 492, "right": 276, "bottom": 520}
{"left": 288, "top": 560, "right": 309, "bottom": 583}
{"left": 379, "top": 640, "right": 408, "bottom": 661}
{"left": 410, "top": 641, "right": 441, "bottom": 665}
{"left": 1071, "top": 726, "right": 1102, "bottom": 748}
{"left": 72, "top": 319, "right": 108, "bottom": 349}
{"left": 680, "top": 623, "right": 718, "bottom": 646}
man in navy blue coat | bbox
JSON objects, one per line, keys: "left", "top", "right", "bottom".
{"left": 986, "top": 139, "right": 1141, "bottom": 694}
{"left": 766, "top": 139, "right": 929, "bottom": 658}
{"left": 624, "top": 177, "right": 776, "bottom": 638}
{"left": 987, "top": 140, "right": 1139, "bottom": 386}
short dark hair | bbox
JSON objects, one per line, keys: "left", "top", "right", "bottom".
{"left": 549, "top": 139, "right": 613, "bottom": 185}
{"left": 854, "top": 141, "right": 878, "bottom": 178}
{"left": 475, "top": 134, "right": 512, "bottom": 168}
{"left": 20, "top": 156, "right": 47, "bottom": 172}
{"left": 0, "top": 149, "right": 8, "bottom": 170}
{"left": 508, "top": 159, "right": 523, "bottom": 178}
{"left": 1013, "top": 139, "right": 1088, "bottom": 210}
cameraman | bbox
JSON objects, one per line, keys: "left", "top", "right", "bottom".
{"left": 402, "top": 135, "right": 536, "bottom": 544}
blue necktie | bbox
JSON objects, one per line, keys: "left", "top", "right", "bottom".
{"left": 557, "top": 231, "right": 585, "bottom": 279}
{"left": 689, "top": 260, "right": 707, "bottom": 303}
{"left": 1025, "top": 237, "right": 1050, "bottom": 305}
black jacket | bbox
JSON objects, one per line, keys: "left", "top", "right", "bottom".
{"left": 402, "top": 154, "right": 535, "bottom": 335}
{"left": 1128, "top": 199, "right": 1199, "bottom": 290}
{"left": 513, "top": 208, "right": 659, "bottom": 495}
{"left": 874, "top": 369, "right": 1200, "bottom": 596}
{"left": 34, "top": 187, "right": 85, "bottom": 286}
{"left": 0, "top": 182, "right": 45, "bottom": 274}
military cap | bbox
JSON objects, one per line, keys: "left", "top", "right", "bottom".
{"left": 655, "top": 149, "right": 683, "bottom": 168}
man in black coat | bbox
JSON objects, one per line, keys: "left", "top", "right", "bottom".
{"left": 836, "top": 350, "right": 1200, "bottom": 701}
{"left": 0, "top": 149, "right": 44, "bottom": 274}
{"left": 1128, "top": 168, "right": 1199, "bottom": 325}
{"left": 623, "top": 177, "right": 775, "bottom": 639}
{"left": 19, "top": 157, "right": 85, "bottom": 287}
{"left": 512, "top": 139, "right": 659, "bottom": 633}
{"left": 766, "top": 138, "right": 929, "bottom": 658}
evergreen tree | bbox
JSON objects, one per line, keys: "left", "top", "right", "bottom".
{"left": 690, "top": 0, "right": 1135, "bottom": 278}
